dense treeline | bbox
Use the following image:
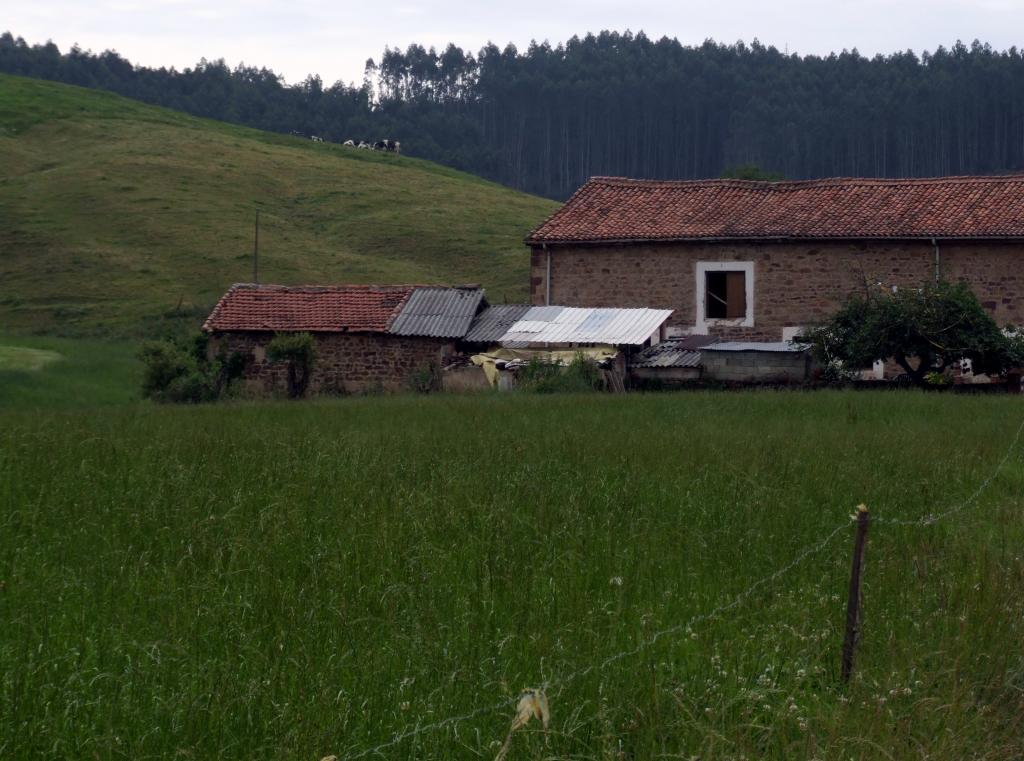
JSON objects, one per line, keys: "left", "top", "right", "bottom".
{"left": 4, "top": 30, "right": 1024, "bottom": 198}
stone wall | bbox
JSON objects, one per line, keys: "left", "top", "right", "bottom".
{"left": 530, "top": 240, "right": 1024, "bottom": 341}
{"left": 209, "top": 331, "right": 455, "bottom": 395}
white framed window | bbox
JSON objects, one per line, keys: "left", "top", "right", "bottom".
{"left": 695, "top": 261, "right": 755, "bottom": 333}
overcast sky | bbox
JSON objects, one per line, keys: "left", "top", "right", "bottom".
{"left": 7, "top": 0, "right": 1024, "bottom": 85}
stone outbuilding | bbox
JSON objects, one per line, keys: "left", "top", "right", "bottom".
{"left": 526, "top": 175, "right": 1024, "bottom": 342}
{"left": 203, "top": 283, "right": 485, "bottom": 394}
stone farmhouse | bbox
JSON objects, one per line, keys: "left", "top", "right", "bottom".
{"left": 526, "top": 175, "right": 1024, "bottom": 342}
{"left": 203, "top": 284, "right": 485, "bottom": 394}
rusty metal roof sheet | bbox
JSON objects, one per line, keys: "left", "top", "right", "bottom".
{"left": 501, "top": 306, "right": 673, "bottom": 347}
{"left": 389, "top": 286, "right": 486, "bottom": 338}
{"left": 463, "top": 304, "right": 532, "bottom": 343}
{"left": 631, "top": 340, "right": 705, "bottom": 368}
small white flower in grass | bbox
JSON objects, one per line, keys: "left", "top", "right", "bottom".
{"left": 610, "top": 576, "right": 623, "bottom": 587}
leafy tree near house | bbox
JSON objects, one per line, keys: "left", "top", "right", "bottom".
{"left": 802, "top": 280, "right": 1024, "bottom": 387}
{"left": 140, "top": 332, "right": 247, "bottom": 403}
{"left": 267, "top": 332, "right": 317, "bottom": 399}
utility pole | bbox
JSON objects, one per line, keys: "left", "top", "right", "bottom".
{"left": 253, "top": 210, "right": 260, "bottom": 284}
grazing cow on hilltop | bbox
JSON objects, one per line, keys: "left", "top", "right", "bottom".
{"left": 345, "top": 139, "right": 401, "bottom": 153}
{"left": 310, "top": 136, "right": 324, "bottom": 143}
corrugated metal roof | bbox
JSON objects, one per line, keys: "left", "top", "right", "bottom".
{"left": 703, "top": 341, "right": 810, "bottom": 353}
{"left": 389, "top": 286, "right": 485, "bottom": 338}
{"left": 664, "top": 334, "right": 721, "bottom": 351}
{"left": 631, "top": 340, "right": 704, "bottom": 368}
{"left": 463, "top": 304, "right": 532, "bottom": 343}
{"left": 501, "top": 306, "right": 673, "bottom": 347}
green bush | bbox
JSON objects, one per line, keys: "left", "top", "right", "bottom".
{"left": 140, "top": 332, "right": 247, "bottom": 403}
{"left": 408, "top": 363, "right": 439, "bottom": 394}
{"left": 267, "top": 332, "right": 317, "bottom": 399}
{"left": 518, "top": 352, "right": 604, "bottom": 393}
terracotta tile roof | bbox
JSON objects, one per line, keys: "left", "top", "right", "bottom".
{"left": 202, "top": 284, "right": 415, "bottom": 333}
{"left": 527, "top": 175, "right": 1024, "bottom": 244}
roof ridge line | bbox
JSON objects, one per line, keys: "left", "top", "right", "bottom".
{"left": 587, "top": 174, "right": 1024, "bottom": 189}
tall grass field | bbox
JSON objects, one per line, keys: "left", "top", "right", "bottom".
{"left": 2, "top": 392, "right": 1023, "bottom": 759}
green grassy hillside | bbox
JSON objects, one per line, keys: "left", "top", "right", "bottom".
{"left": 0, "top": 74, "right": 558, "bottom": 336}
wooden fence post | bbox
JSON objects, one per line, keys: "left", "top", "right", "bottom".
{"left": 841, "top": 504, "right": 870, "bottom": 684}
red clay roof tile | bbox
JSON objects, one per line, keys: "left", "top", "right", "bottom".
{"left": 202, "top": 284, "right": 415, "bottom": 333}
{"left": 527, "top": 175, "right": 1024, "bottom": 244}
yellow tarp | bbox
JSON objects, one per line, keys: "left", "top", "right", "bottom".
{"left": 470, "top": 346, "right": 618, "bottom": 387}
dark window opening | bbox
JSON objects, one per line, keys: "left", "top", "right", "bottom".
{"left": 705, "top": 271, "right": 747, "bottom": 319}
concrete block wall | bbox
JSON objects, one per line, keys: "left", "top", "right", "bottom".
{"left": 702, "top": 351, "right": 811, "bottom": 383}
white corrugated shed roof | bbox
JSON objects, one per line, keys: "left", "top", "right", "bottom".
{"left": 501, "top": 306, "right": 673, "bottom": 347}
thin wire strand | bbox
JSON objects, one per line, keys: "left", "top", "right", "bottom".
{"left": 340, "top": 410, "right": 1024, "bottom": 758}
{"left": 341, "top": 519, "right": 851, "bottom": 759}
{"left": 878, "top": 412, "right": 1024, "bottom": 526}
{"left": 343, "top": 698, "right": 517, "bottom": 760}
{"left": 542, "top": 521, "right": 850, "bottom": 694}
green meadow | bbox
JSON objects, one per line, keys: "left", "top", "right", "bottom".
{"left": 0, "top": 73, "right": 557, "bottom": 336}
{"left": 2, "top": 391, "right": 1023, "bottom": 760}
{"left": 0, "top": 334, "right": 139, "bottom": 408}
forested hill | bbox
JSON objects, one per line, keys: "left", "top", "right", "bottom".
{"left": 4, "top": 31, "right": 1024, "bottom": 199}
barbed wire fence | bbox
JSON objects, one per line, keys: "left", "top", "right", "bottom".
{"left": 876, "top": 412, "right": 1024, "bottom": 527}
{"left": 339, "top": 411, "right": 1024, "bottom": 760}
